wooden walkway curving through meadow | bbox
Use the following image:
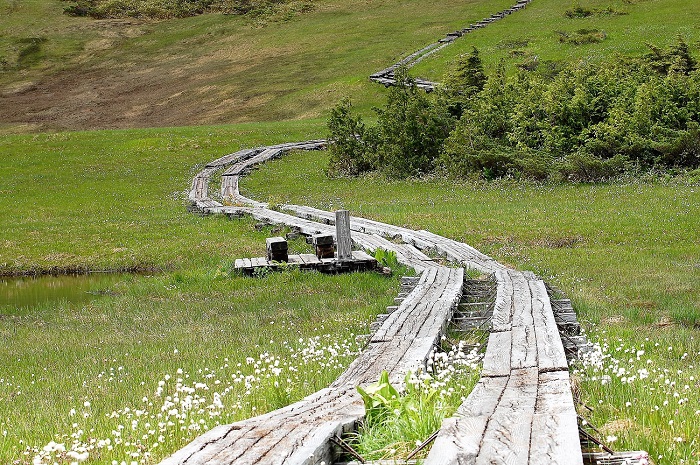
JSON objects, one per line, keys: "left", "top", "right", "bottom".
{"left": 369, "top": 0, "right": 533, "bottom": 90}
{"left": 161, "top": 0, "right": 590, "bottom": 461}
{"left": 160, "top": 139, "right": 584, "bottom": 465}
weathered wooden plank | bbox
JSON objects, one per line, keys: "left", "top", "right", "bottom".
{"left": 299, "top": 253, "right": 321, "bottom": 265}
{"left": 530, "top": 280, "right": 568, "bottom": 372}
{"left": 351, "top": 250, "right": 375, "bottom": 262}
{"left": 283, "top": 420, "right": 347, "bottom": 465}
{"left": 424, "top": 376, "right": 509, "bottom": 465}
{"left": 511, "top": 271, "right": 534, "bottom": 328}
{"left": 415, "top": 268, "right": 464, "bottom": 338}
{"left": 372, "top": 267, "right": 439, "bottom": 341}
{"left": 251, "top": 257, "right": 270, "bottom": 267}
{"left": 492, "top": 270, "right": 513, "bottom": 331}
{"left": 221, "top": 175, "right": 237, "bottom": 199}
{"left": 335, "top": 209, "right": 353, "bottom": 260}
{"left": 530, "top": 372, "right": 583, "bottom": 465}
{"left": 157, "top": 423, "right": 257, "bottom": 465}
{"left": 481, "top": 330, "right": 512, "bottom": 378}
{"left": 475, "top": 367, "right": 538, "bottom": 465}
{"left": 510, "top": 324, "right": 537, "bottom": 370}
{"left": 206, "top": 148, "right": 261, "bottom": 169}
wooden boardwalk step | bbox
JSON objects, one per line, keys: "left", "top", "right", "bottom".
{"left": 427, "top": 269, "right": 581, "bottom": 465}
{"left": 161, "top": 264, "right": 464, "bottom": 465}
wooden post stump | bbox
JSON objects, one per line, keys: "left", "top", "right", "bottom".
{"left": 266, "top": 236, "right": 288, "bottom": 262}
{"left": 313, "top": 234, "right": 335, "bottom": 259}
{"left": 335, "top": 210, "right": 352, "bottom": 260}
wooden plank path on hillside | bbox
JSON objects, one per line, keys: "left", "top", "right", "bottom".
{"left": 369, "top": 0, "right": 533, "bottom": 90}
{"left": 165, "top": 140, "right": 587, "bottom": 465}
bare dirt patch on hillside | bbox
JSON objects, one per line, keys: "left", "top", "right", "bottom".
{"left": 0, "top": 18, "right": 312, "bottom": 132}
{"left": 0, "top": 59, "right": 269, "bottom": 131}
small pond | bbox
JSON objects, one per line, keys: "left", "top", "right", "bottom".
{"left": 0, "top": 273, "right": 135, "bottom": 312}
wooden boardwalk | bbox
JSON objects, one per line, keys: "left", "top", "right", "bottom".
{"left": 369, "top": 0, "right": 533, "bottom": 90}
{"left": 160, "top": 267, "right": 464, "bottom": 465}
{"left": 169, "top": 139, "right": 585, "bottom": 465}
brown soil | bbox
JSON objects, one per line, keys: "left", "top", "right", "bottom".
{"left": 0, "top": 62, "right": 259, "bottom": 131}
{"left": 0, "top": 19, "right": 295, "bottom": 132}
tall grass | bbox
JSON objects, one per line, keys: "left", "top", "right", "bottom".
{"left": 0, "top": 265, "right": 400, "bottom": 463}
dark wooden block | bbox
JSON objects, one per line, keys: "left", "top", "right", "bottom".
{"left": 313, "top": 234, "right": 335, "bottom": 259}
{"left": 266, "top": 236, "right": 288, "bottom": 262}
{"left": 266, "top": 236, "right": 287, "bottom": 251}
{"left": 312, "top": 234, "right": 334, "bottom": 246}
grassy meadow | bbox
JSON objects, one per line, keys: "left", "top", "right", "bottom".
{"left": 0, "top": 0, "right": 516, "bottom": 131}
{"left": 0, "top": 121, "right": 407, "bottom": 463}
{"left": 1, "top": 0, "right": 699, "bottom": 462}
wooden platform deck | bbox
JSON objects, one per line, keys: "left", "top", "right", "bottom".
{"left": 234, "top": 250, "right": 378, "bottom": 275}
{"left": 169, "top": 136, "right": 594, "bottom": 465}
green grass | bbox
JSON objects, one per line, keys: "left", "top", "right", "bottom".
{"left": 574, "top": 325, "right": 700, "bottom": 462}
{"left": 0, "top": 121, "right": 400, "bottom": 462}
{"left": 411, "top": 0, "right": 700, "bottom": 79}
{"left": 0, "top": 120, "right": 327, "bottom": 275}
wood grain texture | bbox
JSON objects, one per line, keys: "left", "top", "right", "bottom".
{"left": 530, "top": 280, "right": 568, "bottom": 372}
{"left": 475, "top": 367, "right": 538, "bottom": 465}
{"left": 482, "top": 331, "right": 512, "bottom": 378}
{"left": 334, "top": 210, "right": 353, "bottom": 260}
{"left": 492, "top": 270, "right": 514, "bottom": 332}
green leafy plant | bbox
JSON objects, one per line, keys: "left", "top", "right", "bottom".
{"left": 252, "top": 265, "right": 273, "bottom": 278}
{"left": 356, "top": 371, "right": 401, "bottom": 425}
{"left": 350, "top": 343, "right": 482, "bottom": 460}
{"left": 373, "top": 248, "right": 400, "bottom": 270}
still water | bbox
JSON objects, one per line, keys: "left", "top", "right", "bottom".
{"left": 0, "top": 273, "right": 132, "bottom": 312}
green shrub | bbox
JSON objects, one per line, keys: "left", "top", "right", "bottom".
{"left": 374, "top": 68, "right": 455, "bottom": 178}
{"left": 438, "top": 39, "right": 700, "bottom": 181}
{"left": 557, "top": 28, "right": 607, "bottom": 45}
{"left": 327, "top": 68, "right": 455, "bottom": 179}
{"left": 326, "top": 98, "right": 375, "bottom": 177}
{"left": 558, "top": 152, "right": 629, "bottom": 182}
{"left": 439, "top": 47, "right": 487, "bottom": 118}
{"left": 564, "top": 5, "right": 593, "bottom": 18}
{"left": 327, "top": 41, "right": 699, "bottom": 182}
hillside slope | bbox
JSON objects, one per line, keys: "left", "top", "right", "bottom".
{"left": 0, "top": 0, "right": 513, "bottom": 131}
{"left": 1, "top": 0, "right": 698, "bottom": 133}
